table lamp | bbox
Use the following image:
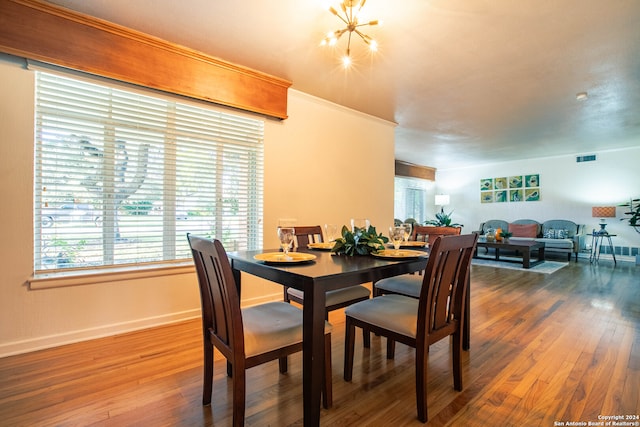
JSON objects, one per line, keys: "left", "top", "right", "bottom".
{"left": 591, "top": 206, "right": 616, "bottom": 232}
{"left": 435, "top": 194, "right": 450, "bottom": 214}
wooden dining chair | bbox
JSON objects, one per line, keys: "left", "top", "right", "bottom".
{"left": 343, "top": 234, "right": 478, "bottom": 423}
{"left": 187, "top": 234, "right": 333, "bottom": 426}
{"left": 413, "top": 225, "right": 462, "bottom": 247}
{"left": 284, "top": 225, "right": 371, "bottom": 316}
{"left": 373, "top": 225, "right": 462, "bottom": 299}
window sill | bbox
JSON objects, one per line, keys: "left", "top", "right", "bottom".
{"left": 28, "top": 262, "right": 196, "bottom": 290}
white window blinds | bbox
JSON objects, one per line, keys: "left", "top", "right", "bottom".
{"left": 34, "top": 71, "right": 264, "bottom": 271}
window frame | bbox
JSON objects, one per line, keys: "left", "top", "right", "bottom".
{"left": 31, "top": 68, "right": 264, "bottom": 286}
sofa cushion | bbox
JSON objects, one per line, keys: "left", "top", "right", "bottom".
{"left": 536, "top": 238, "right": 574, "bottom": 250}
{"left": 509, "top": 223, "right": 538, "bottom": 238}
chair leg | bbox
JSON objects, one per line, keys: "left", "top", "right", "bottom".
{"left": 386, "top": 338, "right": 396, "bottom": 359}
{"left": 323, "top": 333, "right": 333, "bottom": 409}
{"left": 227, "top": 360, "right": 233, "bottom": 377}
{"left": 232, "top": 366, "right": 247, "bottom": 427}
{"left": 363, "top": 329, "right": 370, "bottom": 348}
{"left": 343, "top": 317, "right": 356, "bottom": 381}
{"left": 452, "top": 332, "right": 463, "bottom": 391}
{"left": 278, "top": 356, "right": 288, "bottom": 373}
{"left": 415, "top": 344, "right": 428, "bottom": 423}
{"left": 203, "top": 343, "right": 213, "bottom": 405}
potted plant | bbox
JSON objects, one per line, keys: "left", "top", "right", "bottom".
{"left": 499, "top": 230, "right": 513, "bottom": 242}
{"left": 424, "top": 210, "right": 463, "bottom": 228}
{"left": 620, "top": 197, "right": 640, "bottom": 234}
{"left": 331, "top": 225, "right": 388, "bottom": 256}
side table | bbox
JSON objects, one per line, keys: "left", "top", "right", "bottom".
{"left": 588, "top": 232, "right": 617, "bottom": 265}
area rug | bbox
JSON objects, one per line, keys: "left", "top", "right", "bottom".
{"left": 471, "top": 257, "right": 568, "bottom": 274}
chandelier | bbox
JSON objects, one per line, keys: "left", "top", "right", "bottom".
{"left": 320, "top": 0, "right": 380, "bottom": 66}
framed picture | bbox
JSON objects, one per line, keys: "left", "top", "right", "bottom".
{"left": 481, "top": 191, "right": 493, "bottom": 203}
{"left": 510, "top": 189, "right": 523, "bottom": 202}
{"left": 480, "top": 178, "right": 493, "bottom": 191}
{"left": 525, "top": 188, "right": 540, "bottom": 201}
{"left": 509, "top": 175, "right": 523, "bottom": 188}
{"left": 525, "top": 174, "right": 539, "bottom": 187}
{"left": 494, "top": 177, "right": 507, "bottom": 190}
{"left": 495, "top": 190, "right": 507, "bottom": 203}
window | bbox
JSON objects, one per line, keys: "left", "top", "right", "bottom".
{"left": 34, "top": 71, "right": 264, "bottom": 271}
{"left": 394, "top": 176, "right": 430, "bottom": 222}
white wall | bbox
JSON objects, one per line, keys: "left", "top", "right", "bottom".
{"left": 0, "top": 57, "right": 396, "bottom": 356}
{"left": 435, "top": 148, "right": 640, "bottom": 254}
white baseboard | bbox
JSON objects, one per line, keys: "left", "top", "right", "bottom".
{"left": 0, "top": 309, "right": 201, "bottom": 358}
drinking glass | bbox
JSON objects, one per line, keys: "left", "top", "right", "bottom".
{"left": 277, "top": 227, "right": 295, "bottom": 257}
{"left": 390, "top": 226, "right": 405, "bottom": 254}
{"left": 324, "top": 223, "right": 339, "bottom": 242}
{"left": 351, "top": 218, "right": 370, "bottom": 233}
{"left": 402, "top": 222, "right": 413, "bottom": 242}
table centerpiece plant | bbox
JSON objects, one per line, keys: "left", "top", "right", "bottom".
{"left": 331, "top": 225, "right": 389, "bottom": 256}
{"left": 499, "top": 230, "right": 513, "bottom": 242}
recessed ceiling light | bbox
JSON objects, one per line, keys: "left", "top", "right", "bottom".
{"left": 576, "top": 92, "right": 588, "bottom": 101}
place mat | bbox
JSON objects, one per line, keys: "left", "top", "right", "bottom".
{"left": 254, "top": 252, "right": 316, "bottom": 264}
{"left": 307, "top": 242, "right": 335, "bottom": 251}
{"left": 372, "top": 249, "right": 428, "bottom": 259}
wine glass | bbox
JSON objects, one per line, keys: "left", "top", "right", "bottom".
{"left": 390, "top": 226, "right": 405, "bottom": 254}
{"left": 402, "top": 222, "right": 413, "bottom": 242}
{"left": 351, "top": 218, "right": 370, "bottom": 233}
{"left": 277, "top": 227, "right": 295, "bottom": 258}
{"left": 324, "top": 223, "right": 338, "bottom": 242}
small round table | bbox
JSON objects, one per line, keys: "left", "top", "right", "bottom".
{"left": 588, "top": 232, "right": 617, "bottom": 265}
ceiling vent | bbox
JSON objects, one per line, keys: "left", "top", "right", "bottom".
{"left": 576, "top": 154, "right": 597, "bottom": 163}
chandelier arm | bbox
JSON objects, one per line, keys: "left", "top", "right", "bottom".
{"left": 354, "top": 29, "right": 371, "bottom": 43}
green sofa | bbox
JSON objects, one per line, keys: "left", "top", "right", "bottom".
{"left": 475, "top": 219, "right": 586, "bottom": 261}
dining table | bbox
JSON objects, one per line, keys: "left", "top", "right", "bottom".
{"left": 228, "top": 247, "right": 470, "bottom": 426}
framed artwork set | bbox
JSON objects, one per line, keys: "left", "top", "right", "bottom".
{"left": 480, "top": 174, "right": 540, "bottom": 203}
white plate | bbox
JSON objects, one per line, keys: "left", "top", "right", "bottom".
{"left": 253, "top": 252, "right": 317, "bottom": 264}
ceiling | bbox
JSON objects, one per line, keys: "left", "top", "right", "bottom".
{"left": 48, "top": 0, "right": 640, "bottom": 170}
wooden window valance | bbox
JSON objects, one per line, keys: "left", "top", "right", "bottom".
{"left": 0, "top": 0, "right": 291, "bottom": 119}
{"left": 395, "top": 160, "right": 436, "bottom": 181}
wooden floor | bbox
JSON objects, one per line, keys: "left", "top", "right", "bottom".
{"left": 1, "top": 258, "right": 638, "bottom": 426}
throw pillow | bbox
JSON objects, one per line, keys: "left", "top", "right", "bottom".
{"left": 543, "top": 228, "right": 555, "bottom": 239}
{"left": 508, "top": 223, "right": 538, "bottom": 238}
{"left": 556, "top": 229, "right": 568, "bottom": 239}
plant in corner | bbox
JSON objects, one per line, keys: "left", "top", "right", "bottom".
{"left": 331, "top": 225, "right": 389, "bottom": 256}
{"left": 619, "top": 197, "right": 640, "bottom": 233}
{"left": 424, "top": 210, "right": 463, "bottom": 228}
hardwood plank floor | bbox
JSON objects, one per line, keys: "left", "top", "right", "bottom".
{"left": 1, "top": 258, "right": 638, "bottom": 426}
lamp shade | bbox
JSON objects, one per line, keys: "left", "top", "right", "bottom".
{"left": 591, "top": 206, "right": 616, "bottom": 218}
{"left": 435, "top": 194, "right": 450, "bottom": 206}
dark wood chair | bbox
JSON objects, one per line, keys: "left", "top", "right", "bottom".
{"left": 413, "top": 225, "right": 462, "bottom": 247}
{"left": 343, "top": 234, "right": 478, "bottom": 423}
{"left": 373, "top": 226, "right": 462, "bottom": 299}
{"left": 284, "top": 225, "right": 371, "bottom": 316}
{"left": 187, "top": 234, "right": 332, "bottom": 426}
